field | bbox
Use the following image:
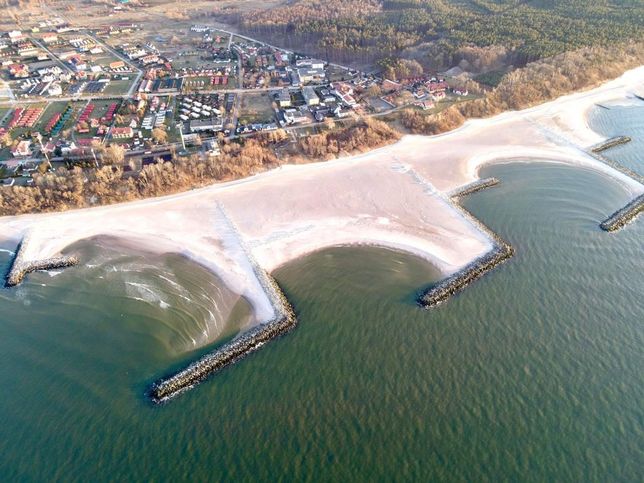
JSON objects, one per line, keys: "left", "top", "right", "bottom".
{"left": 238, "top": 92, "right": 275, "bottom": 124}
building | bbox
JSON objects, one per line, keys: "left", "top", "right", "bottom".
{"left": 414, "top": 100, "right": 434, "bottom": 110}
{"left": 59, "top": 141, "right": 78, "bottom": 155}
{"left": 297, "top": 67, "right": 325, "bottom": 84}
{"left": 12, "top": 140, "right": 32, "bottom": 157}
{"left": 296, "top": 58, "right": 324, "bottom": 70}
{"left": 283, "top": 108, "right": 309, "bottom": 125}
{"left": 112, "top": 127, "right": 134, "bottom": 139}
{"left": 189, "top": 117, "right": 224, "bottom": 133}
{"left": 206, "top": 139, "right": 221, "bottom": 156}
{"left": 48, "top": 83, "right": 62, "bottom": 96}
{"left": 302, "top": 86, "right": 320, "bottom": 106}
{"left": 332, "top": 82, "right": 358, "bottom": 107}
{"left": 109, "top": 60, "right": 125, "bottom": 70}
{"left": 8, "top": 31, "right": 23, "bottom": 43}
{"left": 42, "top": 34, "right": 58, "bottom": 44}
{"left": 140, "top": 54, "right": 159, "bottom": 65}
{"left": 276, "top": 88, "right": 291, "bottom": 108}
{"left": 8, "top": 63, "right": 29, "bottom": 78}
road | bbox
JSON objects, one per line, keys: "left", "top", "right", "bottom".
{"left": 85, "top": 32, "right": 143, "bottom": 98}
{"left": 30, "top": 37, "right": 74, "bottom": 75}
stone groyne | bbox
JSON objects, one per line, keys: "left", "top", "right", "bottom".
{"left": 585, "top": 138, "right": 644, "bottom": 232}
{"left": 149, "top": 203, "right": 298, "bottom": 403}
{"left": 591, "top": 136, "right": 631, "bottom": 153}
{"left": 4, "top": 239, "right": 79, "bottom": 287}
{"left": 420, "top": 175, "right": 514, "bottom": 308}
{"left": 600, "top": 193, "right": 644, "bottom": 232}
{"left": 418, "top": 237, "right": 514, "bottom": 308}
{"left": 450, "top": 177, "right": 500, "bottom": 199}
{"left": 586, "top": 148, "right": 644, "bottom": 185}
{"left": 149, "top": 273, "right": 297, "bottom": 403}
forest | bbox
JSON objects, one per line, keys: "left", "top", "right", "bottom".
{"left": 219, "top": 0, "right": 643, "bottom": 70}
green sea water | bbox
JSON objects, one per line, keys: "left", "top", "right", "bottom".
{"left": 0, "top": 104, "right": 642, "bottom": 481}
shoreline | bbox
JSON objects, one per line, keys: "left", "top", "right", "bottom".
{"left": 1, "top": 66, "right": 641, "bottom": 286}
{"left": 0, "top": 66, "right": 642, "bottom": 398}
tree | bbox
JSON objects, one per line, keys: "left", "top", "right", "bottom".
{"left": 366, "top": 84, "right": 382, "bottom": 98}
{"left": 100, "top": 144, "right": 126, "bottom": 165}
{"left": 152, "top": 127, "right": 168, "bottom": 144}
{"left": 0, "top": 132, "right": 12, "bottom": 148}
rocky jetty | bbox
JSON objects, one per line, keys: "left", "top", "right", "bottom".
{"left": 584, "top": 139, "right": 643, "bottom": 231}
{"left": 149, "top": 273, "right": 297, "bottom": 403}
{"left": 586, "top": 149, "right": 644, "bottom": 185}
{"left": 591, "top": 136, "right": 632, "bottom": 153}
{"left": 600, "top": 193, "right": 644, "bottom": 232}
{"left": 4, "top": 239, "right": 78, "bottom": 287}
{"left": 450, "top": 178, "right": 500, "bottom": 199}
{"left": 420, "top": 183, "right": 515, "bottom": 308}
{"left": 149, "top": 203, "right": 298, "bottom": 403}
{"left": 419, "top": 238, "right": 514, "bottom": 308}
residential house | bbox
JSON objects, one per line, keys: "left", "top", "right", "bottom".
{"left": 12, "top": 140, "right": 32, "bottom": 157}
{"left": 112, "top": 127, "right": 134, "bottom": 139}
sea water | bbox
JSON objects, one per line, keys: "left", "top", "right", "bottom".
{"left": 0, "top": 103, "right": 642, "bottom": 481}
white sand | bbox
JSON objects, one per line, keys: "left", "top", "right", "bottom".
{"left": 1, "top": 65, "right": 643, "bottom": 325}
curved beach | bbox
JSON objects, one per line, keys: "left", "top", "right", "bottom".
{"left": 1, "top": 66, "right": 643, "bottom": 327}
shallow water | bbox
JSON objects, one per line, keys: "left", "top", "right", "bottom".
{"left": 0, "top": 103, "right": 642, "bottom": 481}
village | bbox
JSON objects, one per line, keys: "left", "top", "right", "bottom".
{"left": 0, "top": 18, "right": 472, "bottom": 187}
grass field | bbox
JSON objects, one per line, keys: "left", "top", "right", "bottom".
{"left": 101, "top": 79, "right": 134, "bottom": 96}
{"left": 238, "top": 92, "right": 275, "bottom": 124}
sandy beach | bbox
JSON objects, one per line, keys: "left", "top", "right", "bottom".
{"left": 1, "top": 65, "right": 643, "bottom": 325}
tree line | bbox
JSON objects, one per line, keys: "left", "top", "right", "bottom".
{"left": 217, "top": 0, "right": 643, "bottom": 70}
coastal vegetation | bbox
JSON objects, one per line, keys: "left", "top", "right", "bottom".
{"left": 0, "top": 118, "right": 399, "bottom": 215}
{"left": 400, "top": 42, "right": 644, "bottom": 135}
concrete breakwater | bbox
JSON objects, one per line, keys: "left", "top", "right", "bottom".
{"left": 450, "top": 178, "right": 500, "bottom": 199}
{"left": 4, "top": 239, "right": 78, "bottom": 287}
{"left": 149, "top": 273, "right": 297, "bottom": 403}
{"left": 600, "top": 193, "right": 644, "bottom": 232}
{"left": 591, "top": 136, "right": 632, "bottom": 153}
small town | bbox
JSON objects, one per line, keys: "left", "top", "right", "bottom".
{"left": 0, "top": 16, "right": 471, "bottom": 186}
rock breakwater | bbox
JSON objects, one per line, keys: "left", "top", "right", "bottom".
{"left": 4, "top": 239, "right": 78, "bottom": 287}
{"left": 591, "top": 136, "right": 632, "bottom": 153}
{"left": 149, "top": 203, "right": 299, "bottom": 403}
{"left": 585, "top": 138, "right": 644, "bottom": 231}
{"left": 149, "top": 273, "right": 297, "bottom": 403}
{"left": 600, "top": 193, "right": 644, "bottom": 232}
{"left": 450, "top": 178, "right": 500, "bottom": 199}
{"left": 418, "top": 238, "right": 514, "bottom": 308}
